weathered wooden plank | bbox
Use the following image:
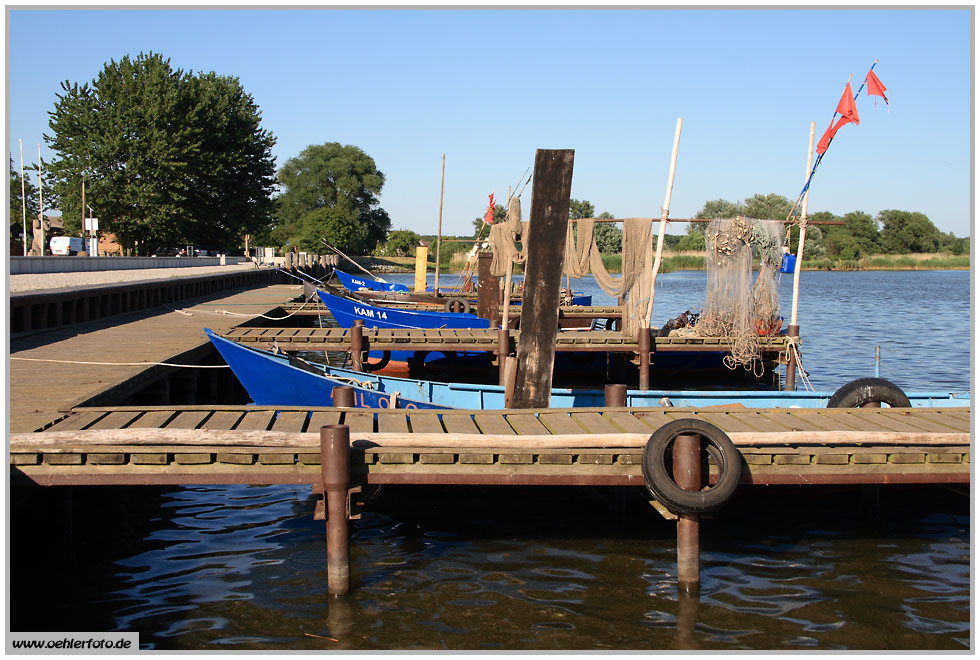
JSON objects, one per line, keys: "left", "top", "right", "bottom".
{"left": 504, "top": 413, "right": 552, "bottom": 436}
{"left": 308, "top": 410, "right": 343, "bottom": 431}
{"left": 442, "top": 413, "right": 483, "bottom": 435}
{"left": 343, "top": 412, "right": 377, "bottom": 434}
{"left": 601, "top": 411, "right": 656, "bottom": 433}
{"left": 378, "top": 413, "right": 410, "bottom": 434}
{"left": 85, "top": 411, "right": 146, "bottom": 430}
{"left": 166, "top": 410, "right": 211, "bottom": 430}
{"left": 48, "top": 410, "right": 109, "bottom": 432}
{"left": 471, "top": 413, "right": 516, "bottom": 435}
{"left": 570, "top": 412, "right": 620, "bottom": 435}
{"left": 755, "top": 411, "right": 836, "bottom": 433}
{"left": 681, "top": 411, "right": 766, "bottom": 434}
{"left": 537, "top": 412, "right": 588, "bottom": 435}
{"left": 271, "top": 411, "right": 309, "bottom": 433}
{"left": 128, "top": 410, "right": 179, "bottom": 429}
{"left": 235, "top": 410, "right": 276, "bottom": 432}
{"left": 408, "top": 413, "right": 445, "bottom": 434}
{"left": 202, "top": 411, "right": 245, "bottom": 431}
{"left": 512, "top": 148, "right": 574, "bottom": 408}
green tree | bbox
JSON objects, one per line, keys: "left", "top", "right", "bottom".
{"left": 378, "top": 229, "right": 422, "bottom": 257}
{"left": 568, "top": 199, "right": 595, "bottom": 220}
{"left": 841, "top": 211, "right": 880, "bottom": 255}
{"left": 593, "top": 212, "right": 622, "bottom": 253}
{"left": 743, "top": 193, "right": 792, "bottom": 220}
{"left": 789, "top": 210, "right": 832, "bottom": 258}
{"left": 300, "top": 205, "right": 368, "bottom": 254}
{"left": 44, "top": 52, "right": 277, "bottom": 254}
{"left": 877, "top": 210, "right": 942, "bottom": 253}
{"left": 276, "top": 142, "right": 390, "bottom": 253}
{"left": 938, "top": 231, "right": 968, "bottom": 255}
{"left": 695, "top": 198, "right": 743, "bottom": 220}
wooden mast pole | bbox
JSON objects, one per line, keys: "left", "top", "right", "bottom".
{"left": 19, "top": 139, "right": 26, "bottom": 256}
{"left": 785, "top": 121, "right": 816, "bottom": 391}
{"left": 434, "top": 154, "right": 445, "bottom": 295}
{"left": 37, "top": 144, "right": 43, "bottom": 256}
{"left": 646, "top": 117, "right": 683, "bottom": 328}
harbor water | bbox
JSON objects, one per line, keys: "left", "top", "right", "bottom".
{"left": 9, "top": 270, "right": 971, "bottom": 650}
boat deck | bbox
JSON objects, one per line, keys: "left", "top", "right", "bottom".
{"left": 12, "top": 405, "right": 968, "bottom": 488}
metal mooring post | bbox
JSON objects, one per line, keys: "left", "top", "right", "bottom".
{"left": 350, "top": 320, "right": 364, "bottom": 372}
{"left": 604, "top": 383, "right": 627, "bottom": 407}
{"left": 321, "top": 424, "right": 352, "bottom": 596}
{"left": 673, "top": 433, "right": 701, "bottom": 591}
{"left": 331, "top": 385, "right": 354, "bottom": 408}
{"left": 638, "top": 328, "right": 651, "bottom": 390}
{"left": 784, "top": 323, "right": 800, "bottom": 391}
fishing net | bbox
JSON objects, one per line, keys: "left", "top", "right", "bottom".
{"left": 563, "top": 218, "right": 653, "bottom": 337}
{"left": 489, "top": 197, "right": 528, "bottom": 277}
{"left": 695, "top": 216, "right": 784, "bottom": 372}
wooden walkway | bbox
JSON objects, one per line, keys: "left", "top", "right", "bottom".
{"left": 8, "top": 284, "right": 302, "bottom": 433}
{"left": 11, "top": 405, "right": 969, "bottom": 488}
{"left": 219, "top": 326, "right": 791, "bottom": 354}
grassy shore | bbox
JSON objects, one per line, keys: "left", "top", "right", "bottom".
{"left": 356, "top": 252, "right": 969, "bottom": 274}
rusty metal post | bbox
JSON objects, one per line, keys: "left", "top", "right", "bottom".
{"left": 321, "top": 424, "right": 351, "bottom": 596}
{"left": 332, "top": 385, "right": 354, "bottom": 408}
{"left": 673, "top": 433, "right": 701, "bottom": 592}
{"left": 638, "top": 327, "right": 651, "bottom": 391}
{"left": 497, "top": 327, "right": 510, "bottom": 386}
{"left": 604, "top": 383, "right": 627, "bottom": 407}
{"left": 784, "top": 323, "right": 800, "bottom": 391}
{"left": 350, "top": 320, "right": 364, "bottom": 372}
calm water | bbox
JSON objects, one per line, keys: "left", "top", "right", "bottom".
{"left": 10, "top": 270, "right": 972, "bottom": 650}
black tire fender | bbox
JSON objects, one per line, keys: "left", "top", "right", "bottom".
{"left": 827, "top": 377, "right": 911, "bottom": 408}
{"left": 444, "top": 297, "right": 471, "bottom": 315}
{"left": 363, "top": 350, "right": 391, "bottom": 372}
{"left": 641, "top": 419, "right": 742, "bottom": 515}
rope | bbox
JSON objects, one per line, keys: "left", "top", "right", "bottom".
{"left": 785, "top": 337, "right": 814, "bottom": 392}
{"left": 162, "top": 297, "right": 317, "bottom": 321}
{"left": 10, "top": 357, "right": 229, "bottom": 368}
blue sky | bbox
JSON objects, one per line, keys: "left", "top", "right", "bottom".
{"left": 6, "top": 7, "right": 973, "bottom": 238}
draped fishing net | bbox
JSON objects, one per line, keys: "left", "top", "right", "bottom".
{"left": 695, "top": 217, "right": 784, "bottom": 372}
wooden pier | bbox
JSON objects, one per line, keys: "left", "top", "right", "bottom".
{"left": 218, "top": 325, "right": 791, "bottom": 355}
{"left": 11, "top": 405, "right": 969, "bottom": 488}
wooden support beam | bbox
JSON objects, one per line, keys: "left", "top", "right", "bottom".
{"left": 512, "top": 148, "right": 575, "bottom": 409}
{"left": 476, "top": 251, "right": 500, "bottom": 326}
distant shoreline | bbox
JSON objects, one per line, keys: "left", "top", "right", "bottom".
{"left": 359, "top": 253, "right": 970, "bottom": 274}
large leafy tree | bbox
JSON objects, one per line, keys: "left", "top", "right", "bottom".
{"left": 44, "top": 52, "right": 276, "bottom": 254}
{"left": 877, "top": 210, "right": 942, "bottom": 254}
{"left": 276, "top": 142, "right": 391, "bottom": 253}
{"left": 743, "top": 193, "right": 792, "bottom": 220}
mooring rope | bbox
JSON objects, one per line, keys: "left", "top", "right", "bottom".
{"left": 10, "top": 357, "right": 229, "bottom": 368}
{"left": 161, "top": 297, "right": 317, "bottom": 321}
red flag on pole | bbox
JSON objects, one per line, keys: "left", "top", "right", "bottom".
{"left": 866, "top": 69, "right": 889, "bottom": 105}
{"left": 484, "top": 193, "right": 495, "bottom": 224}
{"left": 816, "top": 82, "right": 861, "bottom": 155}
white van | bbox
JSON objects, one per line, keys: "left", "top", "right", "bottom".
{"left": 49, "top": 236, "right": 87, "bottom": 256}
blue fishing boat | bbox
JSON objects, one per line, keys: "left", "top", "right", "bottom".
{"left": 205, "top": 329, "right": 970, "bottom": 410}
{"left": 333, "top": 268, "right": 410, "bottom": 293}
{"left": 316, "top": 288, "right": 491, "bottom": 330}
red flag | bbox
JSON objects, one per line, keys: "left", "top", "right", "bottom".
{"left": 816, "top": 82, "right": 861, "bottom": 155}
{"left": 866, "top": 69, "right": 889, "bottom": 105}
{"left": 484, "top": 193, "right": 495, "bottom": 224}
{"left": 835, "top": 82, "right": 860, "bottom": 126}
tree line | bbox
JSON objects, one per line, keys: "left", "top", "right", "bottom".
{"left": 11, "top": 51, "right": 967, "bottom": 260}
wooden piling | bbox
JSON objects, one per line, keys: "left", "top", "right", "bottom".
{"left": 673, "top": 433, "right": 701, "bottom": 591}
{"left": 497, "top": 327, "right": 510, "bottom": 386}
{"left": 477, "top": 251, "right": 500, "bottom": 326}
{"left": 512, "top": 148, "right": 575, "bottom": 409}
{"left": 320, "top": 424, "right": 351, "bottom": 596}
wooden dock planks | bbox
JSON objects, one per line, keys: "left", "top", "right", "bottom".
{"left": 10, "top": 405, "right": 970, "bottom": 488}
{"left": 9, "top": 284, "right": 303, "bottom": 434}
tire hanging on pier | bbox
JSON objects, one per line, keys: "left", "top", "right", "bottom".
{"left": 641, "top": 419, "right": 742, "bottom": 515}
{"left": 444, "top": 297, "right": 471, "bottom": 315}
{"left": 826, "top": 377, "right": 911, "bottom": 408}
